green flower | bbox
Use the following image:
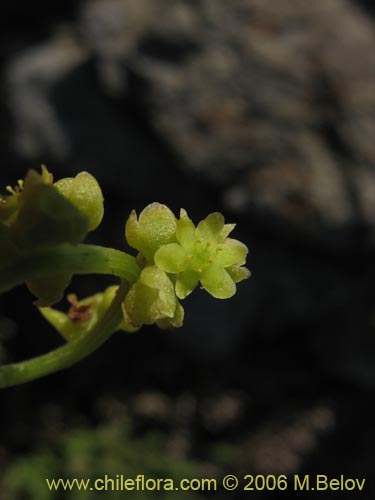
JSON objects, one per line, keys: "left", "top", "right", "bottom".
{"left": 54, "top": 171, "right": 104, "bottom": 231}
{"left": 0, "top": 166, "right": 105, "bottom": 306}
{"left": 40, "top": 286, "right": 138, "bottom": 341}
{"left": 1, "top": 166, "right": 88, "bottom": 247}
{"left": 122, "top": 266, "right": 184, "bottom": 329}
{"left": 0, "top": 166, "right": 104, "bottom": 243}
{"left": 125, "top": 203, "right": 177, "bottom": 263}
{"left": 154, "top": 209, "right": 250, "bottom": 299}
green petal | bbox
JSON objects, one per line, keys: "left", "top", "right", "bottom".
{"left": 176, "top": 209, "right": 196, "bottom": 250}
{"left": 125, "top": 203, "right": 177, "bottom": 262}
{"left": 226, "top": 265, "right": 251, "bottom": 283}
{"left": 125, "top": 210, "right": 141, "bottom": 251}
{"left": 122, "top": 281, "right": 159, "bottom": 326}
{"left": 200, "top": 264, "right": 236, "bottom": 299}
{"left": 196, "top": 212, "right": 224, "bottom": 242}
{"left": 154, "top": 243, "right": 186, "bottom": 273}
{"left": 141, "top": 266, "right": 176, "bottom": 318}
{"left": 100, "top": 285, "right": 139, "bottom": 332}
{"left": 157, "top": 301, "right": 184, "bottom": 329}
{"left": 54, "top": 172, "right": 104, "bottom": 231}
{"left": 175, "top": 270, "right": 200, "bottom": 299}
{"left": 216, "top": 238, "right": 248, "bottom": 267}
{"left": 218, "top": 223, "right": 236, "bottom": 242}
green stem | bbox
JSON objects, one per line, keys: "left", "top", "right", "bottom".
{"left": 0, "top": 281, "right": 128, "bottom": 388}
{"left": 0, "top": 243, "right": 139, "bottom": 295}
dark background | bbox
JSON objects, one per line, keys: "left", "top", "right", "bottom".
{"left": 0, "top": 1, "right": 374, "bottom": 499}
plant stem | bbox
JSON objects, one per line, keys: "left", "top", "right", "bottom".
{"left": 0, "top": 281, "right": 128, "bottom": 388}
{"left": 0, "top": 243, "right": 139, "bottom": 295}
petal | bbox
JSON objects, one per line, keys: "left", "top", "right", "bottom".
{"left": 196, "top": 212, "right": 224, "bottom": 242}
{"left": 218, "top": 223, "right": 236, "bottom": 242}
{"left": 122, "top": 281, "right": 159, "bottom": 326}
{"left": 157, "top": 301, "right": 184, "bottom": 329}
{"left": 226, "top": 265, "right": 251, "bottom": 283}
{"left": 141, "top": 267, "right": 176, "bottom": 319}
{"left": 176, "top": 209, "right": 196, "bottom": 250}
{"left": 216, "top": 238, "right": 248, "bottom": 267}
{"left": 200, "top": 264, "right": 236, "bottom": 299}
{"left": 154, "top": 243, "right": 186, "bottom": 273}
{"left": 125, "top": 209, "right": 141, "bottom": 249}
{"left": 175, "top": 270, "right": 200, "bottom": 299}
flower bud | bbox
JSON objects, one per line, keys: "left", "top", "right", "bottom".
{"left": 122, "top": 266, "right": 183, "bottom": 328}
{"left": 125, "top": 203, "right": 177, "bottom": 263}
{"left": 54, "top": 171, "right": 104, "bottom": 231}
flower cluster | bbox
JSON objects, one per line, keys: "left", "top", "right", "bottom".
{"left": 122, "top": 203, "right": 250, "bottom": 329}
{"left": 0, "top": 168, "right": 251, "bottom": 387}
{"left": 1, "top": 169, "right": 250, "bottom": 338}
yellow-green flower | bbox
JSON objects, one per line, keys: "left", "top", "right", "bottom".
{"left": 0, "top": 166, "right": 105, "bottom": 306}
{"left": 154, "top": 209, "right": 250, "bottom": 299}
{"left": 0, "top": 166, "right": 104, "bottom": 243}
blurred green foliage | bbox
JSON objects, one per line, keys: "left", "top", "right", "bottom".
{"left": 1, "top": 412, "right": 205, "bottom": 500}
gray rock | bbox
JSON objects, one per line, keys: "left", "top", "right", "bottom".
{"left": 5, "top": 0, "right": 374, "bottom": 247}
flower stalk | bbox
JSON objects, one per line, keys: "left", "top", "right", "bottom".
{"left": 0, "top": 244, "right": 139, "bottom": 296}
{"left": 0, "top": 281, "right": 128, "bottom": 388}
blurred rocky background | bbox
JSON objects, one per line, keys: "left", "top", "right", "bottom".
{"left": 0, "top": 1, "right": 374, "bottom": 499}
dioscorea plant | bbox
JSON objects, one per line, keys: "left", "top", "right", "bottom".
{"left": 0, "top": 167, "right": 250, "bottom": 388}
